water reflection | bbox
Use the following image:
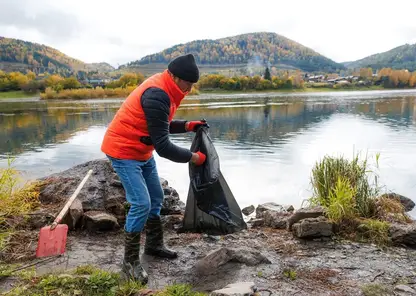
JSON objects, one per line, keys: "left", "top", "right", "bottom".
{"left": 1, "top": 92, "right": 416, "bottom": 213}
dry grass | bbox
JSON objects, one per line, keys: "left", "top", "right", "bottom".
{"left": 40, "top": 86, "right": 136, "bottom": 100}
{"left": 0, "top": 159, "right": 43, "bottom": 263}
{"left": 0, "top": 230, "right": 38, "bottom": 263}
{"left": 375, "top": 195, "right": 412, "bottom": 224}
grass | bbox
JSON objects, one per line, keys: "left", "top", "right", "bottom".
{"left": 307, "top": 151, "right": 410, "bottom": 246}
{"left": 40, "top": 86, "right": 136, "bottom": 100}
{"left": 0, "top": 158, "right": 43, "bottom": 263}
{"left": 357, "top": 219, "right": 391, "bottom": 246}
{"left": 40, "top": 85, "right": 200, "bottom": 100}
{"left": 4, "top": 265, "right": 207, "bottom": 296}
{"left": 361, "top": 283, "right": 393, "bottom": 296}
{"left": 309, "top": 151, "right": 380, "bottom": 219}
{"left": 0, "top": 91, "right": 39, "bottom": 99}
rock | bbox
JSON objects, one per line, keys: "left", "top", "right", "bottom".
{"left": 291, "top": 217, "right": 334, "bottom": 239}
{"left": 37, "top": 159, "right": 181, "bottom": 225}
{"left": 256, "top": 202, "right": 293, "bottom": 218}
{"left": 248, "top": 218, "right": 264, "bottom": 228}
{"left": 195, "top": 247, "right": 271, "bottom": 275}
{"left": 389, "top": 223, "right": 416, "bottom": 247}
{"left": 83, "top": 211, "right": 119, "bottom": 232}
{"left": 394, "top": 284, "right": 416, "bottom": 294}
{"left": 286, "top": 206, "right": 325, "bottom": 230}
{"left": 24, "top": 208, "right": 56, "bottom": 229}
{"left": 210, "top": 282, "right": 256, "bottom": 296}
{"left": 38, "top": 159, "right": 124, "bottom": 212}
{"left": 161, "top": 194, "right": 185, "bottom": 215}
{"left": 160, "top": 178, "right": 169, "bottom": 188}
{"left": 161, "top": 215, "right": 183, "bottom": 230}
{"left": 263, "top": 211, "right": 291, "bottom": 229}
{"left": 242, "top": 205, "right": 255, "bottom": 216}
{"left": 61, "top": 198, "right": 83, "bottom": 230}
{"left": 381, "top": 193, "right": 415, "bottom": 212}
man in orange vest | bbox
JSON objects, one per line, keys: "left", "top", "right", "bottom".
{"left": 101, "top": 54, "right": 207, "bottom": 283}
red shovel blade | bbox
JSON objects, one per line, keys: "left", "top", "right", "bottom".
{"left": 36, "top": 224, "right": 68, "bottom": 258}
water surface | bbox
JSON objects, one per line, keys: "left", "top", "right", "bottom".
{"left": 1, "top": 89, "right": 416, "bottom": 216}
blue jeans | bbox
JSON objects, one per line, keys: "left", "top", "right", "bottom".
{"left": 107, "top": 155, "right": 164, "bottom": 233}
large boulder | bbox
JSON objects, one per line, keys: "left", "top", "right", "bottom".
{"left": 38, "top": 159, "right": 124, "bottom": 213}
{"left": 37, "top": 159, "right": 184, "bottom": 227}
{"left": 380, "top": 193, "right": 415, "bottom": 212}
{"left": 291, "top": 217, "right": 334, "bottom": 239}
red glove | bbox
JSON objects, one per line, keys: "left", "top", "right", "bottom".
{"left": 194, "top": 151, "right": 206, "bottom": 166}
{"left": 186, "top": 120, "right": 209, "bottom": 132}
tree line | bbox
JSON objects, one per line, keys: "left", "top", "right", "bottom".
{"left": 1, "top": 67, "right": 416, "bottom": 96}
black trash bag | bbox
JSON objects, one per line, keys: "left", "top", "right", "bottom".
{"left": 179, "top": 126, "right": 247, "bottom": 235}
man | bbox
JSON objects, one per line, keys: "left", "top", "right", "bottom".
{"left": 101, "top": 53, "right": 207, "bottom": 284}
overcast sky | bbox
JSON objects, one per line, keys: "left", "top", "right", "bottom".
{"left": 1, "top": 0, "right": 416, "bottom": 67}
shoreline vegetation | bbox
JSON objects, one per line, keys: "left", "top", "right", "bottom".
{"left": 0, "top": 67, "right": 415, "bottom": 100}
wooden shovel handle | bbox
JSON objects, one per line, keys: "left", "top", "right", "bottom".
{"left": 50, "top": 169, "right": 93, "bottom": 230}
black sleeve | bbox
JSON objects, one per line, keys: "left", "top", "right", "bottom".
{"left": 141, "top": 88, "right": 193, "bottom": 163}
{"left": 169, "top": 120, "right": 187, "bottom": 134}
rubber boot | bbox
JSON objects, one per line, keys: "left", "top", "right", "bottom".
{"left": 144, "top": 216, "right": 178, "bottom": 259}
{"left": 121, "top": 231, "right": 148, "bottom": 284}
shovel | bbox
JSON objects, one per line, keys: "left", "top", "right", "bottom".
{"left": 35, "top": 169, "right": 93, "bottom": 258}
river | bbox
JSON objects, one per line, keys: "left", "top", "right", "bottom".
{"left": 1, "top": 89, "right": 416, "bottom": 216}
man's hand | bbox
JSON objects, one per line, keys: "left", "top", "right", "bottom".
{"left": 185, "top": 119, "right": 209, "bottom": 132}
{"left": 191, "top": 151, "right": 206, "bottom": 166}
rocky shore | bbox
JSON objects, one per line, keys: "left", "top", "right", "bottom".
{"left": 3, "top": 158, "right": 416, "bottom": 296}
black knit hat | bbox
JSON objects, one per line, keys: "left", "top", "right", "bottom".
{"left": 168, "top": 54, "right": 199, "bottom": 83}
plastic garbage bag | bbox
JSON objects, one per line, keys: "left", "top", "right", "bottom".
{"left": 179, "top": 126, "right": 247, "bottom": 235}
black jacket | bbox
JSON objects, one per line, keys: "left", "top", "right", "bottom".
{"left": 141, "top": 87, "right": 193, "bottom": 163}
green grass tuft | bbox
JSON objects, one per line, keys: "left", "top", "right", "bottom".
{"left": 309, "top": 151, "right": 380, "bottom": 219}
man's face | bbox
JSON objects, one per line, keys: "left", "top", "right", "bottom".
{"left": 173, "top": 76, "right": 194, "bottom": 93}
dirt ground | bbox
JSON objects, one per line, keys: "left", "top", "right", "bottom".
{"left": 3, "top": 227, "right": 416, "bottom": 296}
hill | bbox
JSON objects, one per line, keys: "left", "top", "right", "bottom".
{"left": 122, "top": 32, "right": 345, "bottom": 73}
{"left": 0, "top": 37, "right": 113, "bottom": 75}
{"left": 85, "top": 62, "right": 115, "bottom": 73}
{"left": 343, "top": 43, "right": 416, "bottom": 71}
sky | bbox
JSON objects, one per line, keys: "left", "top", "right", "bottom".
{"left": 1, "top": 0, "right": 416, "bottom": 67}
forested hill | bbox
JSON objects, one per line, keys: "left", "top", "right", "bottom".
{"left": 344, "top": 43, "right": 416, "bottom": 71}
{"left": 0, "top": 37, "right": 114, "bottom": 75}
{"left": 123, "top": 32, "right": 345, "bottom": 72}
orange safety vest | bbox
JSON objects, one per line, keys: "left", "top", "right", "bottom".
{"left": 101, "top": 70, "right": 187, "bottom": 160}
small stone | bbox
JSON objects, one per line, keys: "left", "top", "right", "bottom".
{"left": 161, "top": 215, "right": 183, "bottom": 230}
{"left": 395, "top": 285, "right": 416, "bottom": 294}
{"left": 291, "top": 216, "right": 334, "bottom": 239}
{"left": 195, "top": 247, "right": 270, "bottom": 275}
{"left": 287, "top": 206, "right": 325, "bottom": 230}
{"left": 83, "top": 211, "right": 119, "bottom": 232}
{"left": 159, "top": 178, "right": 168, "bottom": 188}
{"left": 256, "top": 202, "right": 293, "bottom": 218}
{"left": 62, "top": 198, "right": 83, "bottom": 230}
{"left": 210, "top": 282, "right": 256, "bottom": 296}
{"left": 242, "top": 205, "right": 255, "bottom": 216}
{"left": 263, "top": 211, "right": 291, "bottom": 229}
{"left": 248, "top": 218, "right": 264, "bottom": 228}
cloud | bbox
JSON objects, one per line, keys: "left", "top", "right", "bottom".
{"left": 0, "top": 0, "right": 80, "bottom": 42}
